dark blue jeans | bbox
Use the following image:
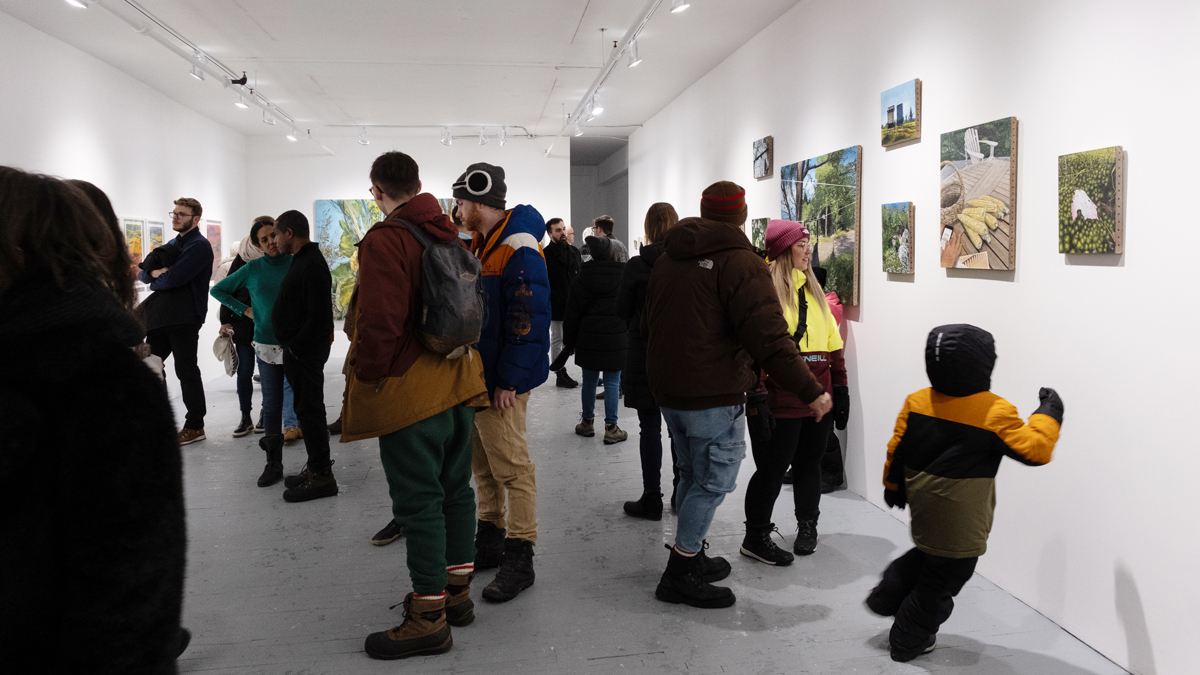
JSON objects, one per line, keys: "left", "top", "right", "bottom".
{"left": 581, "top": 369, "right": 621, "bottom": 425}
{"left": 235, "top": 343, "right": 256, "bottom": 413}
{"left": 637, "top": 408, "right": 679, "bottom": 495}
{"left": 256, "top": 357, "right": 285, "bottom": 436}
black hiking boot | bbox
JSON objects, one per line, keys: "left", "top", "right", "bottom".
{"left": 482, "top": 538, "right": 535, "bottom": 603}
{"left": 555, "top": 369, "right": 579, "bottom": 388}
{"left": 695, "top": 541, "right": 732, "bottom": 582}
{"left": 740, "top": 524, "right": 795, "bottom": 566}
{"left": 282, "top": 463, "right": 338, "bottom": 502}
{"left": 474, "top": 520, "right": 506, "bottom": 570}
{"left": 623, "top": 492, "right": 664, "bottom": 521}
{"left": 794, "top": 519, "right": 818, "bottom": 556}
{"left": 654, "top": 547, "right": 735, "bottom": 609}
{"left": 364, "top": 594, "right": 452, "bottom": 660}
{"left": 233, "top": 412, "right": 254, "bottom": 438}
{"left": 890, "top": 635, "right": 936, "bottom": 662}
{"left": 257, "top": 435, "right": 284, "bottom": 487}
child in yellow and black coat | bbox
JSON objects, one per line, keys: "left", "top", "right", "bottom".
{"left": 866, "top": 324, "right": 1064, "bottom": 663}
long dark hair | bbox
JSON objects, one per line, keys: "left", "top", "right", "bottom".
{"left": 0, "top": 167, "right": 135, "bottom": 308}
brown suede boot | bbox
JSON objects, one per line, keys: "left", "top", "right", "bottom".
{"left": 364, "top": 594, "right": 452, "bottom": 660}
{"left": 445, "top": 572, "right": 475, "bottom": 627}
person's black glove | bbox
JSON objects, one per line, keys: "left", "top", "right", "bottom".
{"left": 832, "top": 386, "right": 850, "bottom": 430}
{"left": 883, "top": 486, "right": 907, "bottom": 510}
{"left": 746, "top": 390, "right": 775, "bottom": 442}
{"left": 549, "top": 348, "right": 573, "bottom": 373}
{"left": 1034, "top": 387, "right": 1064, "bottom": 424}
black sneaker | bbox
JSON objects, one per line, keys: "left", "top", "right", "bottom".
{"left": 654, "top": 550, "right": 735, "bottom": 609}
{"left": 555, "top": 369, "right": 579, "bottom": 388}
{"left": 740, "top": 525, "right": 795, "bottom": 566}
{"left": 890, "top": 635, "right": 936, "bottom": 662}
{"left": 254, "top": 414, "right": 265, "bottom": 434}
{"left": 233, "top": 412, "right": 254, "bottom": 438}
{"left": 623, "top": 492, "right": 663, "bottom": 521}
{"left": 482, "top": 538, "right": 535, "bottom": 602}
{"left": 372, "top": 519, "right": 403, "bottom": 546}
{"left": 794, "top": 519, "right": 818, "bottom": 556}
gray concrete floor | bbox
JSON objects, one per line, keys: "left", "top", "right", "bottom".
{"left": 176, "top": 361, "right": 1126, "bottom": 674}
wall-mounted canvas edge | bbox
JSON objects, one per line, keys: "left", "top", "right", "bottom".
{"left": 1008, "top": 117, "right": 1019, "bottom": 270}
{"left": 1114, "top": 146, "right": 1126, "bottom": 255}
{"left": 914, "top": 79, "right": 922, "bottom": 142}
{"left": 852, "top": 145, "right": 862, "bottom": 305}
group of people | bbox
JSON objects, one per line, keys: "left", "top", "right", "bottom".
{"left": 0, "top": 150, "right": 1066, "bottom": 670}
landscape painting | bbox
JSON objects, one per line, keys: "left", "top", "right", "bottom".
{"left": 753, "top": 136, "right": 774, "bottom": 179}
{"left": 882, "top": 202, "right": 914, "bottom": 273}
{"left": 939, "top": 117, "right": 1018, "bottom": 270}
{"left": 881, "top": 79, "right": 921, "bottom": 147}
{"left": 1059, "top": 146, "right": 1124, "bottom": 254}
{"left": 438, "top": 197, "right": 455, "bottom": 217}
{"left": 123, "top": 218, "right": 144, "bottom": 266}
{"left": 146, "top": 220, "right": 164, "bottom": 252}
{"left": 780, "top": 145, "right": 862, "bottom": 305}
{"left": 749, "top": 217, "right": 769, "bottom": 251}
{"left": 206, "top": 221, "right": 222, "bottom": 280}
{"left": 314, "top": 199, "right": 385, "bottom": 319}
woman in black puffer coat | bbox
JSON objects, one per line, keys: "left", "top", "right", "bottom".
{"left": 564, "top": 236, "right": 628, "bottom": 444}
{"left": 615, "top": 203, "right": 680, "bottom": 520}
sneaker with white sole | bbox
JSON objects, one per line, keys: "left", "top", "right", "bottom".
{"left": 177, "top": 428, "right": 206, "bottom": 446}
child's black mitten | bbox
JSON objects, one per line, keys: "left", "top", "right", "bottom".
{"left": 883, "top": 486, "right": 907, "bottom": 510}
{"left": 832, "top": 386, "right": 850, "bottom": 430}
{"left": 1035, "top": 387, "right": 1064, "bottom": 424}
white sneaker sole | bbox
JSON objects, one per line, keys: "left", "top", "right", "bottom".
{"left": 179, "top": 433, "right": 206, "bottom": 446}
{"left": 739, "top": 546, "right": 791, "bottom": 566}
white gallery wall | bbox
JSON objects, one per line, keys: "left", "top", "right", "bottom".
{"left": 629, "top": 1, "right": 1198, "bottom": 672}
{"left": 0, "top": 10, "right": 247, "bottom": 393}
{"left": 572, "top": 146, "right": 631, "bottom": 245}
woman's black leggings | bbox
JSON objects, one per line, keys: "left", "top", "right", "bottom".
{"left": 744, "top": 414, "right": 834, "bottom": 528}
{"left": 636, "top": 408, "right": 678, "bottom": 495}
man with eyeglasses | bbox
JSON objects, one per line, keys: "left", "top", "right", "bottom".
{"left": 139, "top": 197, "right": 214, "bottom": 446}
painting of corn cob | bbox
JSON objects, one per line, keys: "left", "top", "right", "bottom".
{"left": 1058, "top": 147, "right": 1124, "bottom": 254}
{"left": 938, "top": 117, "right": 1018, "bottom": 270}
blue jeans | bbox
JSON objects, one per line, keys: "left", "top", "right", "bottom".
{"left": 661, "top": 405, "right": 747, "bottom": 553}
{"left": 282, "top": 377, "right": 298, "bottom": 429}
{"left": 256, "top": 357, "right": 285, "bottom": 436}
{"left": 581, "top": 369, "right": 621, "bottom": 425}
{"left": 235, "top": 342, "right": 256, "bottom": 413}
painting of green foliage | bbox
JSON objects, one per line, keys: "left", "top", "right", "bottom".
{"left": 780, "top": 145, "right": 861, "bottom": 305}
{"left": 748, "top": 218, "right": 768, "bottom": 251}
{"left": 1059, "top": 147, "right": 1123, "bottom": 254}
{"left": 882, "top": 202, "right": 913, "bottom": 273}
{"left": 314, "top": 199, "right": 385, "bottom": 319}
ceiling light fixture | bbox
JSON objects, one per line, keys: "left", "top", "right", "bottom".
{"left": 357, "top": 127, "right": 370, "bottom": 146}
{"left": 286, "top": 128, "right": 298, "bottom": 142}
{"left": 627, "top": 39, "right": 642, "bottom": 68}
{"left": 591, "top": 93, "right": 604, "bottom": 116}
{"left": 441, "top": 127, "right": 452, "bottom": 146}
{"left": 585, "top": 100, "right": 595, "bottom": 122}
{"left": 65, "top": 0, "right": 91, "bottom": 8}
{"left": 479, "top": 128, "right": 489, "bottom": 146}
{"left": 235, "top": 95, "right": 249, "bottom": 109}
{"left": 671, "top": 0, "right": 691, "bottom": 13}
{"left": 263, "top": 110, "right": 276, "bottom": 125}
{"left": 189, "top": 64, "right": 204, "bottom": 81}
{"left": 573, "top": 119, "right": 583, "bottom": 137}
{"left": 499, "top": 127, "right": 507, "bottom": 146}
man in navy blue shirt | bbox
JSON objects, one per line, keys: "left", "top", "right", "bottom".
{"left": 139, "top": 197, "right": 214, "bottom": 446}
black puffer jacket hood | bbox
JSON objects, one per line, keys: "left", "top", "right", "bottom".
{"left": 585, "top": 235, "right": 613, "bottom": 262}
{"left": 664, "top": 216, "right": 752, "bottom": 260}
{"left": 925, "top": 324, "right": 995, "bottom": 396}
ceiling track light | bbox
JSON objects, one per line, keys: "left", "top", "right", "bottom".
{"left": 479, "top": 128, "right": 489, "bottom": 146}
{"left": 591, "top": 93, "right": 604, "bottom": 116}
{"left": 499, "top": 127, "right": 507, "bottom": 146}
{"left": 358, "top": 127, "right": 370, "bottom": 146}
{"left": 286, "top": 128, "right": 298, "bottom": 142}
{"left": 235, "top": 95, "right": 249, "bottom": 109}
{"left": 627, "top": 39, "right": 642, "bottom": 68}
{"left": 65, "top": 0, "right": 91, "bottom": 8}
{"left": 441, "top": 127, "right": 452, "bottom": 146}
{"left": 671, "top": 0, "right": 691, "bottom": 13}
{"left": 189, "top": 64, "right": 204, "bottom": 81}
{"left": 573, "top": 119, "right": 583, "bottom": 137}
{"left": 263, "top": 110, "right": 276, "bottom": 125}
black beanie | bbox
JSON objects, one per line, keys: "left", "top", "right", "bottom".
{"left": 585, "top": 235, "right": 612, "bottom": 262}
{"left": 452, "top": 163, "right": 507, "bottom": 210}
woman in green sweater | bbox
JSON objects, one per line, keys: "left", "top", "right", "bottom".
{"left": 211, "top": 219, "right": 293, "bottom": 487}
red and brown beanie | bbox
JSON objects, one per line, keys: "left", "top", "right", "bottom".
{"left": 700, "top": 181, "right": 747, "bottom": 225}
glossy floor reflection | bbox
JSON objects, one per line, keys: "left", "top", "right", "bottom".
{"left": 175, "top": 360, "right": 1126, "bottom": 674}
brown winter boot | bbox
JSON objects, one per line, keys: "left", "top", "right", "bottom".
{"left": 445, "top": 572, "right": 475, "bottom": 627}
{"left": 364, "top": 594, "right": 452, "bottom": 660}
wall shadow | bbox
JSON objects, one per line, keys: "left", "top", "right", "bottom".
{"left": 945, "top": 268, "right": 1016, "bottom": 282}
{"left": 866, "top": 632, "right": 1125, "bottom": 674}
{"left": 886, "top": 272, "right": 916, "bottom": 283}
{"left": 1065, "top": 253, "right": 1124, "bottom": 267}
{"left": 1115, "top": 562, "right": 1157, "bottom": 674}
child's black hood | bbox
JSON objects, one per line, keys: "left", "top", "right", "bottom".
{"left": 925, "top": 324, "right": 995, "bottom": 396}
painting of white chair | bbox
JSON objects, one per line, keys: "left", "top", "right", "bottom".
{"left": 964, "top": 128, "right": 998, "bottom": 164}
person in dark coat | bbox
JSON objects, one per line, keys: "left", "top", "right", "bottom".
{"left": 616, "top": 202, "right": 680, "bottom": 520}
{"left": 544, "top": 217, "right": 581, "bottom": 388}
{"left": 0, "top": 168, "right": 187, "bottom": 674}
{"left": 564, "top": 236, "right": 628, "bottom": 444}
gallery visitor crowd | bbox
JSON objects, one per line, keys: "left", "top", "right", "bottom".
{"left": 0, "top": 151, "right": 1064, "bottom": 672}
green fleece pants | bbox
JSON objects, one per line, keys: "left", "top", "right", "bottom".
{"left": 379, "top": 404, "right": 477, "bottom": 595}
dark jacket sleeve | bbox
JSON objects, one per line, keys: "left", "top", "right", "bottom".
{"left": 352, "top": 232, "right": 414, "bottom": 381}
{"left": 148, "top": 236, "right": 212, "bottom": 291}
{"left": 615, "top": 259, "right": 638, "bottom": 322}
{"left": 562, "top": 278, "right": 586, "bottom": 350}
{"left": 883, "top": 397, "right": 912, "bottom": 491}
{"left": 493, "top": 246, "right": 552, "bottom": 392}
{"left": 284, "top": 257, "right": 334, "bottom": 352}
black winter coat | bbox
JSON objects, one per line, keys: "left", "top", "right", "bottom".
{"left": 563, "top": 259, "right": 628, "bottom": 372}
{"left": 0, "top": 272, "right": 186, "bottom": 674}
{"left": 615, "top": 244, "right": 664, "bottom": 410}
{"left": 544, "top": 240, "right": 581, "bottom": 321}
{"left": 218, "top": 255, "right": 255, "bottom": 345}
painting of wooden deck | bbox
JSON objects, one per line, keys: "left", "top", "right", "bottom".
{"left": 938, "top": 117, "right": 1018, "bottom": 270}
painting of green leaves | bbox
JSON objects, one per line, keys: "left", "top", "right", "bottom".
{"left": 881, "top": 79, "right": 920, "bottom": 147}
{"left": 1059, "top": 146, "right": 1124, "bottom": 254}
{"left": 882, "top": 202, "right": 914, "bottom": 273}
{"left": 748, "top": 217, "right": 768, "bottom": 250}
{"left": 314, "top": 199, "right": 385, "bottom": 319}
{"left": 780, "top": 145, "right": 861, "bottom": 305}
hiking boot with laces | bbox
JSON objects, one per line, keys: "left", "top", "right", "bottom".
{"left": 233, "top": 412, "right": 254, "bottom": 438}
{"left": 623, "top": 491, "right": 663, "bottom": 521}
{"left": 891, "top": 635, "right": 936, "bottom": 662}
{"left": 284, "top": 465, "right": 312, "bottom": 490}
{"left": 603, "top": 423, "right": 628, "bottom": 444}
{"left": 740, "top": 524, "right": 795, "bottom": 566}
{"left": 794, "top": 519, "right": 819, "bottom": 556}
{"left": 655, "top": 548, "right": 735, "bottom": 609}
{"left": 445, "top": 572, "right": 475, "bottom": 627}
{"left": 371, "top": 519, "right": 403, "bottom": 546}
{"left": 474, "top": 520, "right": 506, "bottom": 569}
{"left": 283, "top": 427, "right": 303, "bottom": 444}
{"left": 555, "top": 369, "right": 579, "bottom": 388}
{"left": 575, "top": 416, "right": 595, "bottom": 437}
{"left": 695, "top": 541, "right": 732, "bottom": 582}
{"left": 482, "top": 538, "right": 535, "bottom": 603}
{"left": 282, "top": 463, "right": 338, "bottom": 502}
{"left": 364, "top": 594, "right": 452, "bottom": 660}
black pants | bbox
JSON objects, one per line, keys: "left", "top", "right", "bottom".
{"left": 146, "top": 324, "right": 206, "bottom": 430}
{"left": 283, "top": 344, "right": 332, "bottom": 471}
{"left": 636, "top": 408, "right": 679, "bottom": 494}
{"left": 744, "top": 414, "right": 833, "bottom": 528}
{"left": 868, "top": 547, "right": 978, "bottom": 650}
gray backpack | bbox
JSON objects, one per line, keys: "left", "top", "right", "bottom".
{"left": 401, "top": 220, "right": 485, "bottom": 357}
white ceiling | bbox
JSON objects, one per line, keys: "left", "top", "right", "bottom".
{"left": 0, "top": 0, "right": 800, "bottom": 147}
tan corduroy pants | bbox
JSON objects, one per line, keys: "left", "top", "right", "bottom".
{"left": 471, "top": 392, "right": 538, "bottom": 543}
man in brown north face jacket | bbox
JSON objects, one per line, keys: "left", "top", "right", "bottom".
{"left": 641, "top": 180, "right": 831, "bottom": 611}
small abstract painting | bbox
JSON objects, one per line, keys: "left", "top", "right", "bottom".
{"left": 146, "top": 220, "right": 164, "bottom": 252}
{"left": 753, "top": 136, "right": 773, "bottom": 179}
{"left": 749, "top": 217, "right": 769, "bottom": 251}
{"left": 1059, "top": 146, "right": 1124, "bottom": 254}
{"left": 437, "top": 197, "right": 455, "bottom": 217}
{"left": 882, "top": 202, "right": 914, "bottom": 273}
{"left": 123, "top": 218, "right": 144, "bottom": 266}
{"left": 939, "top": 117, "right": 1018, "bottom": 270}
{"left": 206, "top": 221, "right": 222, "bottom": 281}
{"left": 780, "top": 145, "right": 862, "bottom": 305}
{"left": 314, "top": 199, "right": 385, "bottom": 319}
{"left": 881, "top": 79, "right": 921, "bottom": 147}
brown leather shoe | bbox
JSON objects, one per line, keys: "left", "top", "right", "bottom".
{"left": 177, "top": 428, "right": 206, "bottom": 446}
{"left": 282, "top": 427, "right": 303, "bottom": 444}
{"left": 445, "top": 572, "right": 475, "bottom": 627}
{"left": 364, "top": 594, "right": 452, "bottom": 660}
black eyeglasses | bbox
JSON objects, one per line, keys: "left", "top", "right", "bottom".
{"left": 169, "top": 211, "right": 194, "bottom": 220}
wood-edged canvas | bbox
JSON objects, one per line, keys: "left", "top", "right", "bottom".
{"left": 780, "top": 145, "right": 862, "bottom": 305}
{"left": 753, "top": 136, "right": 774, "bottom": 179}
{"left": 881, "top": 79, "right": 921, "bottom": 147}
{"left": 938, "top": 117, "right": 1018, "bottom": 270}
{"left": 748, "top": 217, "right": 768, "bottom": 250}
{"left": 882, "top": 202, "right": 914, "bottom": 273}
{"left": 1059, "top": 146, "right": 1124, "bottom": 254}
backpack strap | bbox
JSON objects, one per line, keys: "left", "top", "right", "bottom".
{"left": 399, "top": 219, "right": 435, "bottom": 250}
{"left": 792, "top": 283, "right": 809, "bottom": 348}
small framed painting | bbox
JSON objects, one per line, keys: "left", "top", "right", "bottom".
{"left": 145, "top": 220, "right": 165, "bottom": 251}
{"left": 123, "top": 218, "right": 144, "bottom": 266}
{"left": 206, "top": 220, "right": 222, "bottom": 281}
{"left": 882, "top": 202, "right": 914, "bottom": 273}
{"left": 753, "top": 136, "right": 773, "bottom": 179}
{"left": 748, "top": 217, "right": 769, "bottom": 251}
{"left": 881, "top": 79, "right": 921, "bottom": 147}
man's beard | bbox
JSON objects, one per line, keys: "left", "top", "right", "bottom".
{"left": 463, "top": 209, "right": 485, "bottom": 233}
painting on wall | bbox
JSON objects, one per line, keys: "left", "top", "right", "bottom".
{"left": 1059, "top": 146, "right": 1124, "bottom": 254}
{"left": 123, "top": 218, "right": 144, "bottom": 266}
{"left": 753, "top": 136, "right": 774, "bottom": 179}
{"left": 882, "top": 202, "right": 914, "bottom": 273}
{"left": 145, "top": 220, "right": 164, "bottom": 252}
{"left": 780, "top": 145, "right": 862, "bottom": 305}
{"left": 748, "top": 217, "right": 769, "bottom": 251}
{"left": 206, "top": 221, "right": 222, "bottom": 281}
{"left": 881, "top": 79, "right": 921, "bottom": 147}
{"left": 939, "top": 117, "right": 1018, "bottom": 270}
{"left": 437, "top": 197, "right": 455, "bottom": 217}
{"left": 314, "top": 199, "right": 385, "bottom": 319}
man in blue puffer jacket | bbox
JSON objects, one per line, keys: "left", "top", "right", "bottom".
{"left": 454, "top": 163, "right": 550, "bottom": 604}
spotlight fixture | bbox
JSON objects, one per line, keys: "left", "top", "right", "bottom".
{"left": 286, "top": 127, "right": 298, "bottom": 142}
{"left": 262, "top": 110, "right": 276, "bottom": 125}
{"left": 358, "top": 127, "right": 370, "bottom": 146}
{"left": 65, "top": 0, "right": 91, "bottom": 8}
{"left": 627, "top": 39, "right": 642, "bottom": 68}
{"left": 189, "top": 65, "right": 204, "bottom": 81}
{"left": 591, "top": 93, "right": 604, "bottom": 116}
{"left": 499, "top": 127, "right": 508, "bottom": 146}
{"left": 671, "top": 0, "right": 691, "bottom": 13}
{"left": 479, "top": 128, "right": 489, "bottom": 146}
{"left": 235, "top": 95, "right": 249, "bottom": 109}
{"left": 441, "top": 127, "right": 452, "bottom": 146}
{"left": 573, "top": 119, "right": 583, "bottom": 137}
